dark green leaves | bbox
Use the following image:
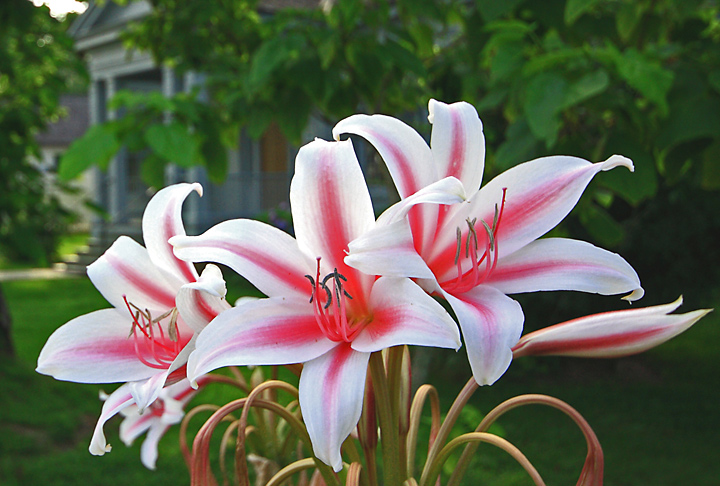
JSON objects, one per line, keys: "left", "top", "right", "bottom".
{"left": 58, "top": 124, "right": 120, "bottom": 181}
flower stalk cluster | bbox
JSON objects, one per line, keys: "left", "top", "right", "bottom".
{"left": 36, "top": 99, "right": 711, "bottom": 484}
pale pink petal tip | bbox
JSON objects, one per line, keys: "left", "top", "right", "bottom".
{"left": 601, "top": 154, "right": 634, "bottom": 172}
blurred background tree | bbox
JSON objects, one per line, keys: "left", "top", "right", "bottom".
{"left": 61, "top": 0, "right": 720, "bottom": 311}
{"left": 0, "top": 1, "right": 86, "bottom": 354}
{"left": 0, "top": 1, "right": 86, "bottom": 267}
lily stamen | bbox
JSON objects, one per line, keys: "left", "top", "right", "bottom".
{"left": 306, "top": 258, "right": 362, "bottom": 343}
{"left": 123, "top": 295, "right": 181, "bottom": 369}
{"left": 445, "top": 187, "right": 507, "bottom": 293}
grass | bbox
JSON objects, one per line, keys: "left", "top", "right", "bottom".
{"left": 1, "top": 277, "right": 717, "bottom": 485}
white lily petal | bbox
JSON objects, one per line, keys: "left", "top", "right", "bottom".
{"left": 291, "top": 138, "right": 375, "bottom": 303}
{"left": 143, "top": 182, "right": 202, "bottom": 288}
{"left": 333, "top": 112, "right": 437, "bottom": 198}
{"left": 119, "top": 408, "right": 154, "bottom": 446}
{"left": 171, "top": 219, "right": 313, "bottom": 301}
{"left": 352, "top": 277, "right": 460, "bottom": 352}
{"left": 186, "top": 298, "right": 336, "bottom": 386}
{"left": 486, "top": 238, "right": 643, "bottom": 299}
{"left": 89, "top": 383, "right": 135, "bottom": 456}
{"left": 375, "top": 176, "right": 466, "bottom": 226}
{"left": 299, "top": 344, "right": 370, "bottom": 472}
{"left": 431, "top": 155, "right": 634, "bottom": 277}
{"left": 443, "top": 286, "right": 524, "bottom": 386}
{"left": 88, "top": 236, "right": 178, "bottom": 312}
{"left": 513, "top": 297, "right": 712, "bottom": 358}
{"left": 140, "top": 422, "right": 171, "bottom": 470}
{"left": 129, "top": 369, "right": 170, "bottom": 412}
{"left": 176, "top": 264, "right": 231, "bottom": 333}
{"left": 37, "top": 309, "right": 159, "bottom": 383}
{"left": 428, "top": 99, "right": 486, "bottom": 195}
{"left": 345, "top": 219, "right": 435, "bottom": 279}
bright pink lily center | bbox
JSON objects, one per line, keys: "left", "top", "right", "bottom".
{"left": 123, "top": 296, "right": 187, "bottom": 370}
{"left": 439, "top": 188, "right": 507, "bottom": 294}
{"left": 306, "top": 258, "right": 370, "bottom": 343}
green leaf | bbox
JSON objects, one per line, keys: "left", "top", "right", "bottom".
{"left": 247, "top": 35, "right": 303, "bottom": 94}
{"left": 656, "top": 97, "right": 720, "bottom": 150}
{"left": 701, "top": 139, "right": 720, "bottom": 190}
{"left": 493, "top": 120, "right": 538, "bottom": 170}
{"left": 708, "top": 70, "right": 720, "bottom": 95}
{"left": 522, "top": 72, "right": 567, "bottom": 147}
{"left": 58, "top": 124, "right": 120, "bottom": 181}
{"left": 139, "top": 153, "right": 166, "bottom": 188}
{"left": 616, "top": 48, "right": 674, "bottom": 114}
{"left": 145, "top": 121, "right": 200, "bottom": 168}
{"left": 616, "top": 2, "right": 644, "bottom": 43}
{"left": 563, "top": 69, "right": 609, "bottom": 108}
{"left": 580, "top": 204, "right": 625, "bottom": 247}
{"left": 564, "top": 0, "right": 602, "bottom": 25}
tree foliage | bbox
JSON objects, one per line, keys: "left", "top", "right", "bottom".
{"left": 60, "top": 0, "right": 720, "bottom": 266}
{"left": 0, "top": 1, "right": 86, "bottom": 265}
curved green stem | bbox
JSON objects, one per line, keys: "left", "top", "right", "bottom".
{"left": 406, "top": 384, "right": 441, "bottom": 479}
{"left": 369, "top": 351, "right": 402, "bottom": 486}
{"left": 427, "top": 432, "right": 546, "bottom": 486}
{"left": 419, "top": 377, "right": 478, "bottom": 486}
{"left": 266, "top": 458, "right": 317, "bottom": 486}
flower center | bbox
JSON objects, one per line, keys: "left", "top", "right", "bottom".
{"left": 123, "top": 296, "right": 182, "bottom": 370}
{"left": 305, "top": 258, "right": 365, "bottom": 343}
{"left": 442, "top": 187, "right": 507, "bottom": 294}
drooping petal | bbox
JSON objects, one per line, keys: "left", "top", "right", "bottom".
{"left": 129, "top": 369, "right": 171, "bottom": 412}
{"left": 443, "top": 286, "right": 524, "bottom": 386}
{"left": 512, "top": 297, "right": 712, "bottom": 358}
{"left": 140, "top": 422, "right": 171, "bottom": 470}
{"left": 88, "top": 236, "right": 178, "bottom": 312}
{"left": 375, "top": 176, "right": 466, "bottom": 227}
{"left": 176, "top": 264, "right": 231, "bottom": 333}
{"left": 90, "top": 383, "right": 136, "bottom": 456}
{"left": 119, "top": 406, "right": 154, "bottom": 447}
{"left": 37, "top": 309, "right": 159, "bottom": 384}
{"left": 290, "top": 138, "right": 375, "bottom": 306}
{"left": 142, "top": 182, "right": 202, "bottom": 288}
{"left": 484, "top": 238, "right": 643, "bottom": 300}
{"left": 298, "top": 343, "right": 371, "bottom": 472}
{"left": 430, "top": 155, "right": 634, "bottom": 279}
{"left": 428, "top": 99, "right": 485, "bottom": 195}
{"left": 171, "top": 219, "right": 313, "bottom": 301}
{"left": 333, "top": 113, "right": 437, "bottom": 198}
{"left": 351, "top": 277, "right": 460, "bottom": 352}
{"left": 186, "top": 298, "right": 336, "bottom": 386}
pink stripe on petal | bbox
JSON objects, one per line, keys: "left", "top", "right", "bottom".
{"left": 513, "top": 327, "right": 666, "bottom": 357}
{"left": 105, "top": 251, "right": 176, "bottom": 309}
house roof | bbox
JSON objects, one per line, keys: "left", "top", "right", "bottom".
{"left": 35, "top": 94, "right": 90, "bottom": 147}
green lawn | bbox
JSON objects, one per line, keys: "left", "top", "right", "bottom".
{"left": 1, "top": 278, "right": 717, "bottom": 485}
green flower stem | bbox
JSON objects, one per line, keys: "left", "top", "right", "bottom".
{"left": 369, "top": 351, "right": 403, "bottom": 486}
{"left": 406, "top": 384, "right": 441, "bottom": 479}
{"left": 426, "top": 432, "right": 546, "bottom": 486}
{"left": 266, "top": 458, "right": 317, "bottom": 486}
{"left": 419, "top": 377, "right": 478, "bottom": 486}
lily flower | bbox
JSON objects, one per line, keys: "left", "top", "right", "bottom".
{"left": 335, "top": 99, "right": 644, "bottom": 385}
{"left": 103, "top": 378, "right": 199, "bottom": 470}
{"left": 171, "top": 138, "right": 462, "bottom": 472}
{"left": 512, "top": 297, "right": 711, "bottom": 358}
{"left": 37, "top": 183, "right": 230, "bottom": 456}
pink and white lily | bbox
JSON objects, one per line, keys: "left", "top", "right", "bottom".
{"left": 102, "top": 378, "right": 199, "bottom": 469}
{"left": 335, "top": 99, "right": 644, "bottom": 386}
{"left": 171, "top": 138, "right": 462, "bottom": 472}
{"left": 512, "top": 297, "right": 711, "bottom": 359}
{"left": 36, "top": 183, "right": 230, "bottom": 456}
